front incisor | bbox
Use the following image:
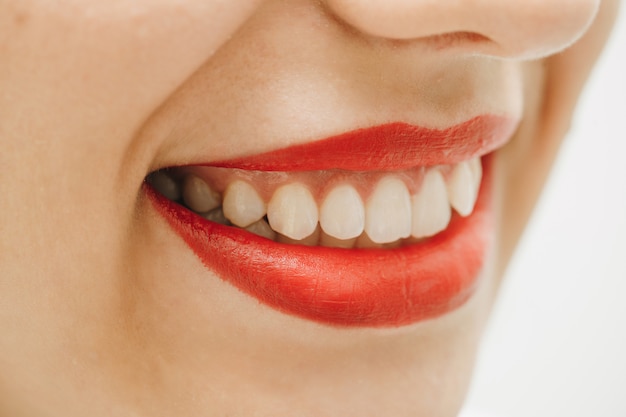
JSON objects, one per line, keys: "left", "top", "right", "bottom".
{"left": 320, "top": 184, "right": 365, "bottom": 240}
{"left": 364, "top": 176, "right": 412, "bottom": 244}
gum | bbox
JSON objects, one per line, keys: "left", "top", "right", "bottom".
{"left": 175, "top": 163, "right": 457, "bottom": 203}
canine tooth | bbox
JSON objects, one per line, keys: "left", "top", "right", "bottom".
{"left": 277, "top": 226, "right": 320, "bottom": 246}
{"left": 320, "top": 231, "right": 357, "bottom": 249}
{"left": 203, "top": 208, "right": 230, "bottom": 225}
{"left": 411, "top": 170, "right": 451, "bottom": 238}
{"left": 469, "top": 157, "right": 483, "bottom": 193}
{"left": 182, "top": 174, "right": 221, "bottom": 213}
{"left": 268, "top": 183, "right": 319, "bottom": 240}
{"left": 319, "top": 184, "right": 365, "bottom": 240}
{"left": 223, "top": 180, "right": 266, "bottom": 227}
{"left": 245, "top": 219, "right": 276, "bottom": 241}
{"left": 364, "top": 177, "right": 411, "bottom": 244}
{"left": 446, "top": 159, "right": 481, "bottom": 217}
{"left": 149, "top": 171, "right": 181, "bottom": 201}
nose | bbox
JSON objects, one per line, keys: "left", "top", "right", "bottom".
{"left": 322, "top": 0, "right": 601, "bottom": 59}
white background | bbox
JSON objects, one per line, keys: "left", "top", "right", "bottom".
{"left": 463, "top": 5, "right": 626, "bottom": 417}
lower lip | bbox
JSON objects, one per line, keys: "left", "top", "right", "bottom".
{"left": 146, "top": 158, "right": 494, "bottom": 328}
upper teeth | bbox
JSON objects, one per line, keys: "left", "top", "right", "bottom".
{"left": 411, "top": 170, "right": 451, "bottom": 239}
{"left": 446, "top": 159, "right": 482, "bottom": 217}
{"left": 222, "top": 180, "right": 266, "bottom": 228}
{"left": 267, "top": 183, "right": 319, "bottom": 240}
{"left": 182, "top": 174, "right": 221, "bottom": 213}
{"left": 364, "top": 177, "right": 412, "bottom": 244}
{"left": 149, "top": 157, "right": 483, "bottom": 247}
{"left": 319, "top": 184, "right": 365, "bottom": 240}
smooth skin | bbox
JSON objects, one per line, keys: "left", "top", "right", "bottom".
{"left": 0, "top": 1, "right": 619, "bottom": 416}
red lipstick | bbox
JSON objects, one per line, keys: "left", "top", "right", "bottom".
{"left": 148, "top": 115, "right": 515, "bottom": 327}
{"left": 211, "top": 115, "right": 517, "bottom": 171}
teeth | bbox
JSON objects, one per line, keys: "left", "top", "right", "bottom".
{"left": 320, "top": 231, "right": 357, "bottom": 248}
{"left": 319, "top": 184, "right": 365, "bottom": 240}
{"left": 469, "top": 157, "right": 483, "bottom": 192}
{"left": 267, "top": 183, "right": 319, "bottom": 240}
{"left": 203, "top": 208, "right": 231, "bottom": 225}
{"left": 182, "top": 175, "right": 221, "bottom": 213}
{"left": 223, "top": 180, "right": 266, "bottom": 227}
{"left": 364, "top": 176, "right": 412, "bottom": 244}
{"left": 446, "top": 158, "right": 482, "bottom": 217}
{"left": 277, "top": 226, "right": 320, "bottom": 246}
{"left": 411, "top": 170, "right": 451, "bottom": 238}
{"left": 245, "top": 219, "right": 276, "bottom": 240}
{"left": 149, "top": 171, "right": 182, "bottom": 201}
{"left": 355, "top": 232, "right": 384, "bottom": 249}
{"left": 167, "top": 157, "right": 484, "bottom": 247}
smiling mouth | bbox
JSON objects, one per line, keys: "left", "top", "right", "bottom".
{"left": 146, "top": 115, "right": 518, "bottom": 328}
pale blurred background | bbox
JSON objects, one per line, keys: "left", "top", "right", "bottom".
{"left": 463, "top": 4, "right": 626, "bottom": 417}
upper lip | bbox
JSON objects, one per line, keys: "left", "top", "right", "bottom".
{"left": 207, "top": 114, "right": 519, "bottom": 171}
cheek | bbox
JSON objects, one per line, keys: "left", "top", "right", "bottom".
{"left": 0, "top": 0, "right": 265, "bottom": 397}
{"left": 494, "top": 0, "right": 618, "bottom": 281}
{"left": 0, "top": 0, "right": 266, "bottom": 262}
{"left": 0, "top": 0, "right": 264, "bottom": 155}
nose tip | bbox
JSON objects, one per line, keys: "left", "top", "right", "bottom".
{"left": 323, "top": 0, "right": 601, "bottom": 59}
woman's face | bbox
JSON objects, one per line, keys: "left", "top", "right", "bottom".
{"left": 0, "top": 1, "right": 618, "bottom": 416}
